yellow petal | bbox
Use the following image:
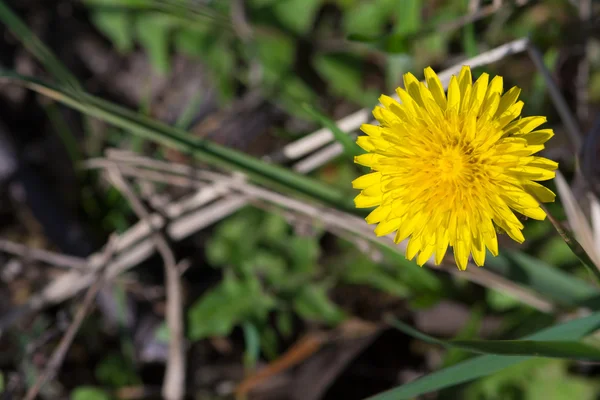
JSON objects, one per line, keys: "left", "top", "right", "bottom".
{"left": 424, "top": 66, "right": 447, "bottom": 109}
{"left": 528, "top": 157, "right": 559, "bottom": 170}
{"left": 435, "top": 227, "right": 450, "bottom": 265}
{"left": 406, "top": 235, "right": 422, "bottom": 260}
{"left": 508, "top": 166, "right": 556, "bottom": 181}
{"left": 460, "top": 83, "right": 472, "bottom": 113}
{"left": 416, "top": 240, "right": 436, "bottom": 266}
{"left": 485, "top": 75, "right": 503, "bottom": 100}
{"left": 520, "top": 207, "right": 547, "bottom": 220}
{"left": 505, "top": 116, "right": 547, "bottom": 136}
{"left": 375, "top": 218, "right": 402, "bottom": 236}
{"left": 403, "top": 72, "right": 425, "bottom": 107}
{"left": 356, "top": 136, "right": 376, "bottom": 151}
{"left": 521, "top": 129, "right": 554, "bottom": 145}
{"left": 379, "top": 94, "right": 399, "bottom": 109}
{"left": 352, "top": 172, "right": 381, "bottom": 189}
{"left": 483, "top": 226, "right": 499, "bottom": 256}
{"left": 395, "top": 87, "right": 418, "bottom": 113}
{"left": 447, "top": 76, "right": 461, "bottom": 114}
{"left": 495, "top": 101, "right": 524, "bottom": 129}
{"left": 495, "top": 86, "right": 521, "bottom": 117}
{"left": 354, "top": 153, "right": 381, "bottom": 167}
{"left": 366, "top": 205, "right": 391, "bottom": 224}
{"left": 523, "top": 181, "right": 556, "bottom": 203}
{"left": 453, "top": 239, "right": 469, "bottom": 270}
{"left": 360, "top": 123, "right": 382, "bottom": 137}
{"left": 471, "top": 231, "right": 486, "bottom": 267}
{"left": 469, "top": 73, "right": 489, "bottom": 115}
{"left": 457, "top": 65, "right": 472, "bottom": 96}
{"left": 479, "top": 92, "right": 501, "bottom": 122}
{"left": 373, "top": 106, "right": 400, "bottom": 125}
{"left": 363, "top": 183, "right": 383, "bottom": 196}
{"left": 395, "top": 216, "right": 420, "bottom": 243}
{"left": 354, "top": 193, "right": 380, "bottom": 208}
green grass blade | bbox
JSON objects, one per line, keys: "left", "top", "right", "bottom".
{"left": 0, "top": 71, "right": 355, "bottom": 212}
{"left": 370, "top": 312, "right": 600, "bottom": 399}
{"left": 449, "top": 339, "right": 600, "bottom": 361}
{"left": 389, "top": 317, "right": 600, "bottom": 361}
{"left": 0, "top": 1, "right": 81, "bottom": 90}
{"left": 302, "top": 103, "right": 363, "bottom": 158}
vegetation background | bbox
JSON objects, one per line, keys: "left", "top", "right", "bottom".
{"left": 0, "top": 0, "right": 600, "bottom": 399}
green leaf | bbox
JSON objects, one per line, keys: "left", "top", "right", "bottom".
{"left": 90, "top": 9, "right": 134, "bottom": 53}
{"left": 343, "top": 255, "right": 410, "bottom": 298}
{"left": 272, "top": 0, "right": 321, "bottom": 35}
{"left": 302, "top": 103, "right": 363, "bottom": 158}
{"left": 293, "top": 285, "right": 345, "bottom": 325}
{"left": 243, "top": 322, "right": 261, "bottom": 370}
{"left": 486, "top": 250, "right": 599, "bottom": 308}
{"left": 260, "top": 325, "right": 280, "bottom": 360}
{"left": 463, "top": 359, "right": 599, "bottom": 400}
{"left": 0, "top": 371, "right": 4, "bottom": 393}
{"left": 288, "top": 236, "right": 320, "bottom": 274}
{"left": 134, "top": 13, "right": 173, "bottom": 74}
{"left": 369, "top": 312, "right": 600, "bottom": 399}
{"left": 313, "top": 53, "right": 377, "bottom": 106}
{"left": 276, "top": 310, "right": 294, "bottom": 338}
{"left": 343, "top": 0, "right": 396, "bottom": 36}
{"left": 260, "top": 213, "right": 289, "bottom": 243}
{"left": 205, "top": 237, "right": 231, "bottom": 266}
{"left": 392, "top": 0, "right": 421, "bottom": 35}
{"left": 187, "top": 273, "right": 275, "bottom": 340}
{"left": 95, "top": 353, "right": 140, "bottom": 387}
{"left": 255, "top": 33, "right": 295, "bottom": 76}
{"left": 71, "top": 387, "right": 112, "bottom": 400}
{"left": 486, "top": 288, "right": 521, "bottom": 311}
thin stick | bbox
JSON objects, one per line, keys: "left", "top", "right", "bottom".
{"left": 23, "top": 237, "right": 117, "bottom": 400}
{"left": 107, "top": 168, "right": 185, "bottom": 400}
{"left": 541, "top": 203, "right": 600, "bottom": 286}
{"left": 0, "top": 239, "right": 89, "bottom": 270}
{"left": 24, "top": 279, "right": 104, "bottom": 400}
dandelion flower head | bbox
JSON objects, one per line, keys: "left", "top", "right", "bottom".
{"left": 353, "top": 66, "right": 557, "bottom": 270}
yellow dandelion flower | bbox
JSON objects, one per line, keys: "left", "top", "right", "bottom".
{"left": 352, "top": 66, "right": 558, "bottom": 270}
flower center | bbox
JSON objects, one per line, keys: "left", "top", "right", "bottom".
{"left": 436, "top": 147, "right": 468, "bottom": 182}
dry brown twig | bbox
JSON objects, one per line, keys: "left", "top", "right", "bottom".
{"left": 106, "top": 167, "right": 185, "bottom": 400}
{"left": 0, "top": 239, "right": 89, "bottom": 270}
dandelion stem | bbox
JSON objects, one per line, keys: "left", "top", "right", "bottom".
{"left": 540, "top": 203, "right": 600, "bottom": 286}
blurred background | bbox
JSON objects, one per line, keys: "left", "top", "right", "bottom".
{"left": 0, "top": 0, "right": 600, "bottom": 399}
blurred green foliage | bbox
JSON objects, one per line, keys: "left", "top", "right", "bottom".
{"left": 95, "top": 353, "right": 140, "bottom": 388}
{"left": 71, "top": 387, "right": 112, "bottom": 400}
{"left": 154, "top": 206, "right": 445, "bottom": 360}
{"left": 461, "top": 359, "right": 599, "bottom": 400}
